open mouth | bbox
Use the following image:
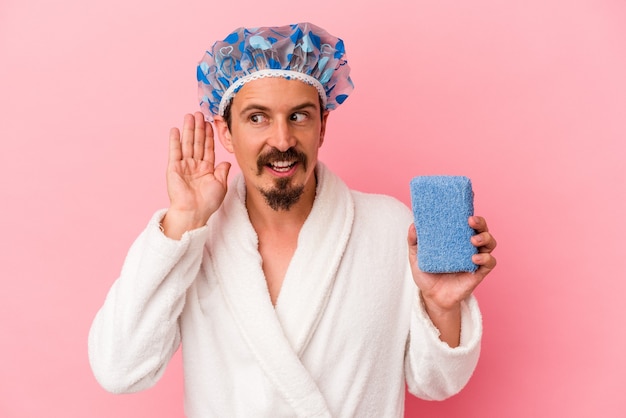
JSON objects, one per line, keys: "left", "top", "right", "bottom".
{"left": 269, "top": 160, "right": 297, "bottom": 173}
{"left": 257, "top": 148, "right": 307, "bottom": 176}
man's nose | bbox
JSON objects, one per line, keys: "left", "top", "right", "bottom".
{"left": 267, "top": 119, "right": 296, "bottom": 152}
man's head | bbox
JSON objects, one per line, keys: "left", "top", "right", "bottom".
{"left": 196, "top": 22, "right": 352, "bottom": 211}
{"left": 197, "top": 22, "right": 353, "bottom": 122}
{"left": 213, "top": 76, "right": 328, "bottom": 211}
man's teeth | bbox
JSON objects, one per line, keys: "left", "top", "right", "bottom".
{"left": 270, "top": 161, "right": 295, "bottom": 171}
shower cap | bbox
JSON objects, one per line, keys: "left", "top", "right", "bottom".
{"left": 197, "top": 22, "right": 354, "bottom": 121}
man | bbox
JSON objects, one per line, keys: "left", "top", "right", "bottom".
{"left": 89, "top": 22, "right": 497, "bottom": 417}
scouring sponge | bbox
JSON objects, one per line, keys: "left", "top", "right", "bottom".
{"left": 409, "top": 176, "right": 478, "bottom": 273}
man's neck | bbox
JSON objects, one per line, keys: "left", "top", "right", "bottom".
{"left": 244, "top": 173, "right": 318, "bottom": 306}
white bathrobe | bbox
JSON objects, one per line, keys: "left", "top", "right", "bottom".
{"left": 89, "top": 163, "right": 482, "bottom": 417}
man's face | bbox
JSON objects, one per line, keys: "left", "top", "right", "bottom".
{"left": 215, "top": 77, "right": 328, "bottom": 211}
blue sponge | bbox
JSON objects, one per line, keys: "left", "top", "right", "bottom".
{"left": 409, "top": 176, "right": 478, "bottom": 273}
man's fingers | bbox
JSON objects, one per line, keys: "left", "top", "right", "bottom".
{"left": 169, "top": 127, "right": 182, "bottom": 164}
{"left": 407, "top": 223, "right": 417, "bottom": 246}
{"left": 468, "top": 215, "right": 489, "bottom": 233}
{"left": 472, "top": 252, "right": 497, "bottom": 276}
{"left": 471, "top": 231, "right": 497, "bottom": 253}
{"left": 181, "top": 114, "right": 195, "bottom": 159}
{"left": 214, "top": 161, "right": 232, "bottom": 186}
{"left": 193, "top": 112, "right": 205, "bottom": 160}
{"left": 407, "top": 224, "right": 418, "bottom": 261}
{"left": 203, "top": 118, "right": 216, "bottom": 166}
{"left": 469, "top": 215, "right": 496, "bottom": 254}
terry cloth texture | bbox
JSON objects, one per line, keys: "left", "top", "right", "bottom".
{"left": 89, "top": 164, "right": 483, "bottom": 417}
{"left": 410, "top": 176, "right": 478, "bottom": 273}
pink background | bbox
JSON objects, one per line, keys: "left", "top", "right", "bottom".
{"left": 1, "top": 0, "right": 625, "bottom": 416}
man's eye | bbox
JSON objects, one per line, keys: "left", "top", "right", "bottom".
{"left": 290, "top": 112, "right": 307, "bottom": 122}
{"left": 250, "top": 114, "right": 266, "bottom": 123}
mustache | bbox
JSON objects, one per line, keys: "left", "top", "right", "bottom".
{"left": 256, "top": 148, "right": 308, "bottom": 174}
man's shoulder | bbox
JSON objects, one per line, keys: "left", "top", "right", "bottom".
{"left": 350, "top": 189, "right": 412, "bottom": 219}
{"left": 318, "top": 164, "right": 411, "bottom": 220}
{"left": 350, "top": 189, "right": 407, "bottom": 206}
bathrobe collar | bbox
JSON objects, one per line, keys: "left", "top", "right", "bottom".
{"left": 208, "top": 162, "right": 354, "bottom": 417}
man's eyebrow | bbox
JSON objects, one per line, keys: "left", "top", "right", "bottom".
{"left": 239, "top": 104, "right": 271, "bottom": 116}
{"left": 238, "top": 101, "right": 318, "bottom": 116}
{"left": 290, "top": 101, "right": 318, "bottom": 112}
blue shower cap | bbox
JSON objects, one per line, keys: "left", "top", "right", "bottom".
{"left": 197, "top": 22, "right": 354, "bottom": 121}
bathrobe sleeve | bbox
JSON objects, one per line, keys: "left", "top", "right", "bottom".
{"left": 88, "top": 209, "right": 209, "bottom": 394}
{"left": 404, "top": 288, "right": 482, "bottom": 401}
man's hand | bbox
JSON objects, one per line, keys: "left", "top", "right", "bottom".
{"left": 407, "top": 216, "right": 497, "bottom": 347}
{"left": 161, "top": 112, "right": 231, "bottom": 239}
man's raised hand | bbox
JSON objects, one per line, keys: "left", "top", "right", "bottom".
{"left": 161, "top": 112, "right": 231, "bottom": 239}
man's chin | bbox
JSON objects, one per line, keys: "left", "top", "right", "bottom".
{"left": 273, "top": 175, "right": 296, "bottom": 190}
{"left": 259, "top": 184, "right": 305, "bottom": 211}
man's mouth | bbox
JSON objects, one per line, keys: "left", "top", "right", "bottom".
{"left": 257, "top": 148, "right": 308, "bottom": 176}
{"left": 269, "top": 160, "right": 297, "bottom": 173}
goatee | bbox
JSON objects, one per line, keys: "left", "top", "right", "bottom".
{"left": 256, "top": 148, "right": 308, "bottom": 211}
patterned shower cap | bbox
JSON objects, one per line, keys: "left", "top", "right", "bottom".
{"left": 197, "top": 22, "right": 354, "bottom": 121}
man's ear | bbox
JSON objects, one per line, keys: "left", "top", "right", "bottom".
{"left": 214, "top": 116, "right": 234, "bottom": 153}
{"left": 319, "top": 111, "right": 330, "bottom": 148}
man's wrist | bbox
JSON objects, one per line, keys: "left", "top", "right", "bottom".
{"left": 420, "top": 293, "right": 462, "bottom": 347}
{"left": 161, "top": 209, "right": 209, "bottom": 240}
{"left": 420, "top": 293, "right": 462, "bottom": 318}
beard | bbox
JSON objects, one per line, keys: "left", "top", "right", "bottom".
{"left": 256, "top": 148, "right": 309, "bottom": 211}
